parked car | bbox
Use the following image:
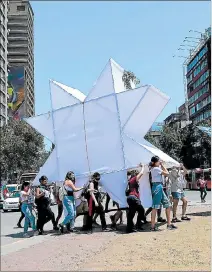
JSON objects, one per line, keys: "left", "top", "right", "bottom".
{"left": 3, "top": 190, "right": 20, "bottom": 212}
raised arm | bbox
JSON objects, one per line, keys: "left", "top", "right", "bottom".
{"left": 160, "top": 162, "right": 169, "bottom": 176}
{"left": 65, "top": 180, "right": 84, "bottom": 192}
{"left": 180, "top": 163, "right": 188, "bottom": 176}
{"left": 136, "top": 164, "right": 145, "bottom": 182}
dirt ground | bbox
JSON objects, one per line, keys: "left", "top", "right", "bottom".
{"left": 1, "top": 205, "right": 211, "bottom": 271}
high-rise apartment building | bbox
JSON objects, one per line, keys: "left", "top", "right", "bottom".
{"left": 186, "top": 27, "right": 211, "bottom": 124}
{"left": 7, "top": 0, "right": 34, "bottom": 118}
{"left": 0, "top": 2, "right": 8, "bottom": 127}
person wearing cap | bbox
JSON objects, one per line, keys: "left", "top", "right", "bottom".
{"left": 35, "top": 175, "right": 58, "bottom": 235}
{"left": 150, "top": 156, "right": 177, "bottom": 231}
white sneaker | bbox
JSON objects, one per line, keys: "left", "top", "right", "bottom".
{"left": 23, "top": 233, "right": 30, "bottom": 238}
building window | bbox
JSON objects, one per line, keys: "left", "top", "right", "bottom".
{"left": 17, "top": 6, "right": 25, "bottom": 11}
{"left": 187, "top": 45, "right": 208, "bottom": 73}
{"left": 190, "top": 70, "right": 209, "bottom": 91}
{"left": 188, "top": 84, "right": 209, "bottom": 105}
{"left": 189, "top": 106, "right": 196, "bottom": 115}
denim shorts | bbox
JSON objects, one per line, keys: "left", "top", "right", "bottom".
{"left": 152, "top": 183, "right": 171, "bottom": 209}
{"left": 172, "top": 191, "right": 185, "bottom": 199}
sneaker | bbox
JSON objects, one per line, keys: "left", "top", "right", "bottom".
{"left": 167, "top": 224, "right": 177, "bottom": 230}
{"left": 181, "top": 216, "right": 191, "bottom": 221}
{"left": 38, "top": 230, "right": 43, "bottom": 235}
{"left": 59, "top": 224, "right": 64, "bottom": 234}
{"left": 157, "top": 217, "right": 166, "bottom": 223}
{"left": 150, "top": 226, "right": 160, "bottom": 231}
{"left": 102, "top": 227, "right": 110, "bottom": 232}
{"left": 53, "top": 226, "right": 59, "bottom": 231}
{"left": 17, "top": 223, "right": 22, "bottom": 228}
{"left": 23, "top": 233, "right": 31, "bottom": 238}
{"left": 172, "top": 218, "right": 181, "bottom": 223}
{"left": 33, "top": 230, "right": 39, "bottom": 236}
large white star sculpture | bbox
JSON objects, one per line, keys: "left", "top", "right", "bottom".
{"left": 26, "top": 58, "right": 179, "bottom": 208}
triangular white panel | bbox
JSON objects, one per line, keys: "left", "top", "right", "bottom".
{"left": 100, "top": 170, "right": 128, "bottom": 208}
{"left": 25, "top": 112, "right": 55, "bottom": 144}
{"left": 123, "top": 133, "right": 154, "bottom": 168}
{"left": 84, "top": 95, "right": 125, "bottom": 173}
{"left": 53, "top": 81, "right": 86, "bottom": 102}
{"left": 50, "top": 80, "right": 82, "bottom": 110}
{"left": 124, "top": 85, "right": 170, "bottom": 141}
{"left": 52, "top": 104, "right": 90, "bottom": 180}
{"left": 139, "top": 169, "right": 152, "bottom": 208}
{"left": 110, "top": 59, "right": 125, "bottom": 93}
{"left": 33, "top": 149, "right": 58, "bottom": 185}
{"left": 140, "top": 143, "right": 180, "bottom": 168}
{"left": 117, "top": 85, "right": 148, "bottom": 128}
{"left": 85, "top": 60, "right": 115, "bottom": 101}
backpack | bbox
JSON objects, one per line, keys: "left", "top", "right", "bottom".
{"left": 58, "top": 185, "right": 67, "bottom": 201}
{"left": 81, "top": 183, "right": 90, "bottom": 200}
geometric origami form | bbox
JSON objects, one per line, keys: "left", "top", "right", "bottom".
{"left": 25, "top": 58, "right": 179, "bottom": 208}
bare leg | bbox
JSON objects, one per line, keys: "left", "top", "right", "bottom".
{"left": 172, "top": 198, "right": 179, "bottom": 218}
{"left": 181, "top": 197, "right": 187, "bottom": 217}
{"left": 151, "top": 209, "right": 157, "bottom": 228}
{"left": 165, "top": 207, "right": 171, "bottom": 225}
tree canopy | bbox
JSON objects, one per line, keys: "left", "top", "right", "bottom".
{"left": 0, "top": 119, "right": 49, "bottom": 182}
{"left": 146, "top": 123, "right": 211, "bottom": 169}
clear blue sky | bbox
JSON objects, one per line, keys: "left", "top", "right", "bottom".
{"left": 31, "top": 1, "right": 210, "bottom": 121}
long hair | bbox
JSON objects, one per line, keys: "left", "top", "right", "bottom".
{"left": 21, "top": 181, "right": 30, "bottom": 191}
{"left": 65, "top": 171, "right": 75, "bottom": 182}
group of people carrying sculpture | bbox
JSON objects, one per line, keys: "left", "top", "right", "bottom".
{"left": 19, "top": 155, "right": 191, "bottom": 238}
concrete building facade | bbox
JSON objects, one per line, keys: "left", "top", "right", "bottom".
{"left": 0, "top": 2, "right": 8, "bottom": 127}
{"left": 8, "top": 0, "right": 34, "bottom": 118}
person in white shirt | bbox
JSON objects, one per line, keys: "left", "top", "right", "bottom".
{"left": 169, "top": 164, "right": 191, "bottom": 222}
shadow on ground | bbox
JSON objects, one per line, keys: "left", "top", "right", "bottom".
{"left": 187, "top": 211, "right": 211, "bottom": 217}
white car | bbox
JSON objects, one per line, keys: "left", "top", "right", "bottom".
{"left": 3, "top": 191, "right": 20, "bottom": 212}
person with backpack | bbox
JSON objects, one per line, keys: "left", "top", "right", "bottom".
{"left": 197, "top": 175, "right": 207, "bottom": 203}
{"left": 126, "top": 164, "right": 147, "bottom": 233}
{"left": 150, "top": 156, "right": 177, "bottom": 231}
{"left": 59, "top": 171, "right": 84, "bottom": 234}
{"left": 35, "top": 176, "right": 58, "bottom": 235}
{"left": 86, "top": 172, "right": 108, "bottom": 232}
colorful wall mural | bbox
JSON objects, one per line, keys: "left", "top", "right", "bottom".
{"left": 7, "top": 67, "right": 25, "bottom": 120}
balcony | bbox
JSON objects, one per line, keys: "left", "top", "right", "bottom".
{"left": 9, "top": 29, "right": 28, "bottom": 34}
{"left": 8, "top": 21, "right": 28, "bottom": 27}
{"left": 8, "top": 36, "right": 28, "bottom": 41}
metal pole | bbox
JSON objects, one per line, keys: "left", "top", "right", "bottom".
{"left": 183, "top": 64, "right": 189, "bottom": 121}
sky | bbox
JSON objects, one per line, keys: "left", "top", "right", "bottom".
{"left": 31, "top": 1, "right": 210, "bottom": 122}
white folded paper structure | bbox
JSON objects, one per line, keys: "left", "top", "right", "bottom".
{"left": 25, "top": 58, "right": 179, "bottom": 208}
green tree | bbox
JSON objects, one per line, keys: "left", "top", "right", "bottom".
{"left": 122, "top": 70, "right": 140, "bottom": 90}
{"left": 146, "top": 123, "right": 211, "bottom": 169}
{"left": 0, "top": 119, "right": 49, "bottom": 182}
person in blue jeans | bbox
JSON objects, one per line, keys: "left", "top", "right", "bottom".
{"left": 150, "top": 156, "right": 177, "bottom": 231}
{"left": 59, "top": 171, "right": 84, "bottom": 234}
{"left": 20, "top": 182, "right": 38, "bottom": 238}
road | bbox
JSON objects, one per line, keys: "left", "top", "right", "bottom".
{"left": 1, "top": 190, "right": 211, "bottom": 256}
